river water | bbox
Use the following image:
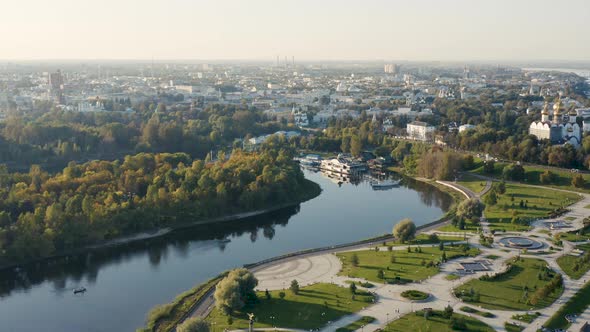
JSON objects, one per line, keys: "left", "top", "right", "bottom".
{"left": 0, "top": 169, "right": 452, "bottom": 332}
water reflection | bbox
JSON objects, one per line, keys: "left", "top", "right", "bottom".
{"left": 0, "top": 169, "right": 453, "bottom": 332}
{"left": 0, "top": 206, "right": 299, "bottom": 298}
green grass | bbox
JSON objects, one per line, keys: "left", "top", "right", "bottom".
{"left": 557, "top": 245, "right": 590, "bottom": 279}
{"left": 337, "top": 244, "right": 479, "bottom": 284}
{"left": 344, "top": 280, "right": 375, "bottom": 288}
{"left": 455, "top": 257, "right": 563, "bottom": 311}
{"left": 459, "top": 306, "right": 496, "bottom": 318}
{"left": 565, "top": 216, "right": 577, "bottom": 221}
{"left": 335, "top": 316, "right": 375, "bottom": 332}
{"left": 206, "top": 283, "right": 374, "bottom": 331}
{"left": 471, "top": 163, "right": 590, "bottom": 194}
{"left": 445, "top": 274, "right": 460, "bottom": 281}
{"left": 400, "top": 290, "right": 429, "bottom": 301}
{"left": 558, "top": 226, "right": 590, "bottom": 242}
{"left": 485, "top": 255, "right": 500, "bottom": 260}
{"left": 483, "top": 183, "right": 580, "bottom": 232}
{"left": 511, "top": 312, "right": 540, "bottom": 323}
{"left": 544, "top": 280, "right": 590, "bottom": 330}
{"left": 382, "top": 311, "right": 494, "bottom": 332}
{"left": 140, "top": 274, "right": 224, "bottom": 332}
{"left": 505, "top": 322, "right": 525, "bottom": 332}
{"left": 585, "top": 204, "right": 590, "bottom": 209}
{"left": 435, "top": 221, "right": 479, "bottom": 233}
{"left": 456, "top": 173, "right": 487, "bottom": 194}
{"left": 386, "top": 233, "right": 466, "bottom": 246}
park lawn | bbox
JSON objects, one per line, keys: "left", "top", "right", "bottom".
{"left": 435, "top": 221, "right": 479, "bottom": 233}
{"left": 445, "top": 274, "right": 460, "bottom": 281}
{"left": 335, "top": 316, "right": 375, "bottom": 332}
{"left": 337, "top": 244, "right": 479, "bottom": 284}
{"left": 456, "top": 173, "right": 487, "bottom": 194}
{"left": 459, "top": 306, "right": 496, "bottom": 318}
{"left": 558, "top": 226, "right": 590, "bottom": 242}
{"left": 471, "top": 162, "right": 590, "bottom": 194}
{"left": 206, "top": 283, "right": 374, "bottom": 331}
{"left": 483, "top": 183, "right": 580, "bottom": 231}
{"left": 511, "top": 312, "right": 540, "bottom": 323}
{"left": 557, "top": 244, "right": 590, "bottom": 279}
{"left": 505, "top": 322, "right": 525, "bottom": 332}
{"left": 386, "top": 233, "right": 465, "bottom": 246}
{"left": 382, "top": 311, "right": 494, "bottom": 332}
{"left": 585, "top": 204, "right": 590, "bottom": 209}
{"left": 544, "top": 280, "right": 590, "bottom": 330}
{"left": 455, "top": 257, "right": 563, "bottom": 311}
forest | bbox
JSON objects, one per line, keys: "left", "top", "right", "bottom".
{"left": 0, "top": 137, "right": 319, "bottom": 266}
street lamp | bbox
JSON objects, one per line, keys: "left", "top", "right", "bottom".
{"left": 387, "top": 312, "right": 390, "bottom": 323}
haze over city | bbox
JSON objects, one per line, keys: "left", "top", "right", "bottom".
{"left": 1, "top": 0, "right": 590, "bottom": 61}
{"left": 2, "top": 1, "right": 590, "bottom": 332}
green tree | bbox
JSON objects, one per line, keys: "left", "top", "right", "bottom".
{"left": 290, "top": 279, "right": 300, "bottom": 295}
{"left": 572, "top": 174, "right": 586, "bottom": 188}
{"left": 350, "top": 135, "right": 362, "bottom": 157}
{"left": 214, "top": 269, "right": 258, "bottom": 313}
{"left": 351, "top": 253, "right": 359, "bottom": 267}
{"left": 456, "top": 198, "right": 485, "bottom": 220}
{"left": 177, "top": 317, "right": 210, "bottom": 332}
{"left": 392, "top": 218, "right": 416, "bottom": 243}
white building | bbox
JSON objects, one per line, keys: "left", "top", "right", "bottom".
{"left": 459, "top": 124, "right": 476, "bottom": 132}
{"left": 529, "top": 99, "right": 581, "bottom": 146}
{"left": 407, "top": 121, "right": 435, "bottom": 141}
{"left": 292, "top": 106, "right": 309, "bottom": 127}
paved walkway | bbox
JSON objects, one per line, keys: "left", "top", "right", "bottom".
{"left": 184, "top": 176, "right": 590, "bottom": 332}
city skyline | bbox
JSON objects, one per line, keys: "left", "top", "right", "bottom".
{"left": 1, "top": 0, "right": 589, "bottom": 62}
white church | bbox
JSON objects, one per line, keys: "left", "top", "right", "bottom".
{"left": 529, "top": 98, "right": 581, "bottom": 146}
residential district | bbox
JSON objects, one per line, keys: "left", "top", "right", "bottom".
{"left": 1, "top": 61, "right": 590, "bottom": 332}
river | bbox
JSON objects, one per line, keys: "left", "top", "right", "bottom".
{"left": 0, "top": 169, "right": 452, "bottom": 332}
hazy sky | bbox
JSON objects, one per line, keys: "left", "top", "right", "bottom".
{"left": 1, "top": 0, "right": 589, "bottom": 61}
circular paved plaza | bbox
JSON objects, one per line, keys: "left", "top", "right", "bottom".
{"left": 254, "top": 254, "right": 341, "bottom": 291}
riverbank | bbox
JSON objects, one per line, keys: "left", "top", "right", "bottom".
{"left": 146, "top": 172, "right": 466, "bottom": 332}
{"left": 0, "top": 179, "right": 322, "bottom": 271}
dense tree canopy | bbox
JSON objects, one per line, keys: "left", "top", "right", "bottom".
{"left": 0, "top": 143, "right": 317, "bottom": 266}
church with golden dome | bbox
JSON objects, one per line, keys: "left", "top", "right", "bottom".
{"left": 529, "top": 97, "right": 582, "bottom": 146}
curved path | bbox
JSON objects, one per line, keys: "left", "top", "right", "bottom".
{"left": 182, "top": 176, "right": 590, "bottom": 332}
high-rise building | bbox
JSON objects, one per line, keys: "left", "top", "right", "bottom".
{"left": 384, "top": 64, "right": 399, "bottom": 74}
{"left": 48, "top": 70, "right": 65, "bottom": 104}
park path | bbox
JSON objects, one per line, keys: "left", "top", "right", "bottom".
{"left": 182, "top": 175, "right": 590, "bottom": 332}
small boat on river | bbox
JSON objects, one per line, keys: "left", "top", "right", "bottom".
{"left": 371, "top": 179, "right": 401, "bottom": 190}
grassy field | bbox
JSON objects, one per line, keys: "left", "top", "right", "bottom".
{"left": 206, "top": 283, "right": 374, "bottom": 331}
{"left": 558, "top": 226, "right": 590, "bottom": 242}
{"left": 470, "top": 161, "right": 590, "bottom": 194}
{"left": 455, "top": 258, "right": 563, "bottom": 311}
{"left": 459, "top": 306, "right": 496, "bottom": 318}
{"left": 335, "top": 316, "right": 375, "bottom": 332}
{"left": 435, "top": 220, "right": 480, "bottom": 233}
{"left": 337, "top": 245, "right": 479, "bottom": 283}
{"left": 386, "top": 233, "right": 466, "bottom": 246}
{"left": 140, "top": 274, "right": 224, "bottom": 332}
{"left": 456, "top": 173, "right": 487, "bottom": 194}
{"left": 505, "top": 322, "right": 525, "bottom": 332}
{"left": 401, "top": 290, "right": 429, "bottom": 301}
{"left": 482, "top": 183, "right": 580, "bottom": 232}
{"left": 382, "top": 311, "right": 494, "bottom": 332}
{"left": 511, "top": 312, "right": 540, "bottom": 323}
{"left": 544, "top": 280, "right": 590, "bottom": 330}
{"left": 557, "top": 244, "right": 590, "bottom": 280}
